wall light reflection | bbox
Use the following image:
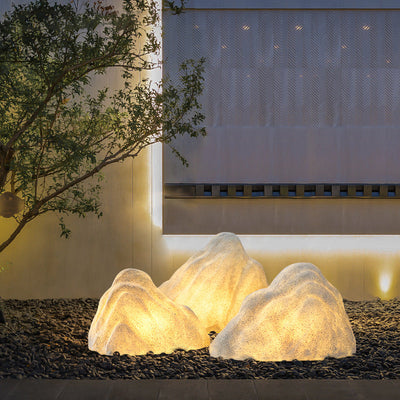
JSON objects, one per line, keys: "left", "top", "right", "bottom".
{"left": 379, "top": 271, "right": 392, "bottom": 294}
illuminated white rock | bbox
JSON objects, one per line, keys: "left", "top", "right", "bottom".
{"left": 88, "top": 268, "right": 210, "bottom": 356}
{"left": 209, "top": 262, "right": 356, "bottom": 361}
{"left": 159, "top": 232, "right": 268, "bottom": 332}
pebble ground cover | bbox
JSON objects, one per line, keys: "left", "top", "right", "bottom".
{"left": 0, "top": 298, "right": 399, "bottom": 379}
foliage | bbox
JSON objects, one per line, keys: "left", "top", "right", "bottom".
{"left": 0, "top": 0, "right": 205, "bottom": 253}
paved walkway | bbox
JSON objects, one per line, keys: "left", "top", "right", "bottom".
{"left": 1, "top": 379, "right": 399, "bottom": 400}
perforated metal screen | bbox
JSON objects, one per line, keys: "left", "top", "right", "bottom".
{"left": 164, "top": 10, "right": 400, "bottom": 128}
{"left": 163, "top": 9, "right": 400, "bottom": 186}
{"left": 163, "top": 8, "right": 400, "bottom": 234}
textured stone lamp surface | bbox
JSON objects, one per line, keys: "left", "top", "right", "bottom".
{"left": 88, "top": 269, "right": 210, "bottom": 356}
{"left": 209, "top": 262, "right": 356, "bottom": 361}
{"left": 159, "top": 232, "right": 268, "bottom": 332}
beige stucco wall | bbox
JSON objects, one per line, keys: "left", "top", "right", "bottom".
{"left": 0, "top": 159, "right": 135, "bottom": 298}
{"left": 1, "top": 0, "right": 400, "bottom": 301}
{"left": 0, "top": 0, "right": 151, "bottom": 300}
{"left": 2, "top": 142, "right": 400, "bottom": 301}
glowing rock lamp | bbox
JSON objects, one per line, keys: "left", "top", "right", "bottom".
{"left": 210, "top": 262, "right": 356, "bottom": 361}
{"left": 159, "top": 232, "right": 268, "bottom": 332}
{"left": 0, "top": 191, "right": 24, "bottom": 218}
{"left": 88, "top": 268, "right": 210, "bottom": 356}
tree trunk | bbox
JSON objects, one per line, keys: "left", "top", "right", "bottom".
{"left": 0, "top": 298, "right": 5, "bottom": 324}
{"left": 0, "top": 144, "right": 13, "bottom": 192}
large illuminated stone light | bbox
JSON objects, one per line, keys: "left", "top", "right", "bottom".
{"left": 209, "top": 262, "right": 356, "bottom": 361}
{"left": 159, "top": 232, "right": 268, "bottom": 332}
{"left": 88, "top": 268, "right": 210, "bottom": 355}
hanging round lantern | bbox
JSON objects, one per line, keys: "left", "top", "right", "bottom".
{"left": 0, "top": 191, "right": 24, "bottom": 218}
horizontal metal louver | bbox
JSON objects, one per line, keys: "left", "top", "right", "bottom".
{"left": 164, "top": 183, "right": 400, "bottom": 199}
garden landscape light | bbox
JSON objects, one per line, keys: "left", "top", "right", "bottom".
{"left": 89, "top": 235, "right": 355, "bottom": 361}
{"left": 88, "top": 268, "right": 210, "bottom": 356}
{"left": 210, "top": 262, "right": 356, "bottom": 362}
{"left": 0, "top": 191, "right": 24, "bottom": 218}
{"left": 159, "top": 232, "right": 268, "bottom": 332}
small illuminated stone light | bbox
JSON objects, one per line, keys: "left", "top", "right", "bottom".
{"left": 159, "top": 232, "right": 268, "bottom": 332}
{"left": 88, "top": 269, "right": 210, "bottom": 356}
{"left": 210, "top": 262, "right": 356, "bottom": 362}
{"left": 0, "top": 191, "right": 24, "bottom": 218}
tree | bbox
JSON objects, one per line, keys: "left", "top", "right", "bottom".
{"left": 0, "top": 0, "right": 206, "bottom": 254}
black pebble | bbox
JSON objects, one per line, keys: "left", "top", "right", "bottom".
{"left": 1, "top": 298, "right": 400, "bottom": 380}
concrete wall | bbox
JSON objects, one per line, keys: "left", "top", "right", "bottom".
{"left": 164, "top": 198, "right": 400, "bottom": 234}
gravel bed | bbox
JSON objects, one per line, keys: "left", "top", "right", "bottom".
{"left": 0, "top": 298, "right": 400, "bottom": 379}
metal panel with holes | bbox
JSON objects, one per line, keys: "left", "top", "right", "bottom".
{"left": 163, "top": 7, "right": 400, "bottom": 234}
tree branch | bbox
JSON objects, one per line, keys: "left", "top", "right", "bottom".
{"left": 0, "top": 211, "right": 37, "bottom": 254}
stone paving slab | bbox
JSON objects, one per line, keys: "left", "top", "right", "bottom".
{"left": 109, "top": 379, "right": 159, "bottom": 400}
{"left": 158, "top": 380, "right": 208, "bottom": 400}
{"left": 255, "top": 379, "right": 308, "bottom": 400}
{"left": 0, "top": 379, "right": 67, "bottom": 400}
{"left": 1, "top": 379, "right": 400, "bottom": 400}
{"left": 0, "top": 380, "right": 18, "bottom": 399}
{"left": 58, "top": 380, "right": 113, "bottom": 400}
{"left": 348, "top": 380, "right": 400, "bottom": 400}
{"left": 208, "top": 380, "right": 257, "bottom": 400}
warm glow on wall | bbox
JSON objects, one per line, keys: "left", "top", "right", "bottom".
{"left": 379, "top": 271, "right": 391, "bottom": 293}
{"left": 150, "top": 142, "right": 163, "bottom": 229}
{"left": 378, "top": 270, "right": 394, "bottom": 299}
{"left": 149, "top": 0, "right": 163, "bottom": 230}
{"left": 162, "top": 234, "right": 400, "bottom": 255}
